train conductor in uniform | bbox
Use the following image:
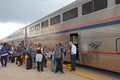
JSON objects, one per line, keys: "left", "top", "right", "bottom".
{"left": 69, "top": 41, "right": 77, "bottom": 71}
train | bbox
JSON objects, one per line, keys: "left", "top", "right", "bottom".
{"left": 1, "top": 0, "right": 120, "bottom": 73}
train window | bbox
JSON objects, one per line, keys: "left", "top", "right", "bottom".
{"left": 41, "top": 20, "right": 49, "bottom": 28}
{"left": 35, "top": 24, "right": 40, "bottom": 30}
{"left": 94, "top": 0, "right": 107, "bottom": 11}
{"left": 32, "top": 26, "right": 35, "bottom": 31}
{"left": 82, "top": 1, "right": 93, "bottom": 15}
{"left": 63, "top": 7, "right": 78, "bottom": 21}
{"left": 30, "top": 27, "right": 32, "bottom": 32}
{"left": 31, "top": 26, "right": 34, "bottom": 31}
{"left": 82, "top": 0, "right": 107, "bottom": 15}
{"left": 20, "top": 31, "right": 23, "bottom": 35}
{"left": 50, "top": 15, "right": 60, "bottom": 25}
{"left": 35, "top": 26, "right": 37, "bottom": 30}
{"left": 37, "top": 24, "right": 40, "bottom": 29}
{"left": 29, "top": 27, "right": 31, "bottom": 32}
{"left": 116, "top": 0, "right": 120, "bottom": 4}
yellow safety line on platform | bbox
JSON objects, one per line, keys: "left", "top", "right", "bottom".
{"left": 64, "top": 68, "right": 93, "bottom": 80}
{"left": 47, "top": 61, "right": 93, "bottom": 80}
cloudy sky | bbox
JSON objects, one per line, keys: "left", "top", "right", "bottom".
{"left": 0, "top": 0, "right": 76, "bottom": 40}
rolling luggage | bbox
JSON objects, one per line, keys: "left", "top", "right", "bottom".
{"left": 11, "top": 55, "right": 15, "bottom": 63}
{"left": 26, "top": 54, "right": 32, "bottom": 70}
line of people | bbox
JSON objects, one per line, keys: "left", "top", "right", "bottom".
{"left": 0, "top": 41, "right": 77, "bottom": 74}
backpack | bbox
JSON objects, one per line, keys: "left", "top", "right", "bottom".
{"left": 42, "top": 54, "right": 46, "bottom": 62}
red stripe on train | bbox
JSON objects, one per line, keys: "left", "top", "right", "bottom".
{"left": 80, "top": 51, "right": 120, "bottom": 55}
{"left": 62, "top": 16, "right": 120, "bottom": 31}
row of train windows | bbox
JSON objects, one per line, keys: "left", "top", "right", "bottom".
{"left": 13, "top": 31, "right": 24, "bottom": 37}
{"left": 29, "top": 7, "right": 78, "bottom": 32}
{"left": 83, "top": 0, "right": 120, "bottom": 15}
{"left": 29, "top": 8, "right": 77, "bottom": 32}
{"left": 29, "top": 0, "right": 120, "bottom": 32}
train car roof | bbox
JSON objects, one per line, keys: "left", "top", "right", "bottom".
{"left": 26, "top": 0, "right": 82, "bottom": 27}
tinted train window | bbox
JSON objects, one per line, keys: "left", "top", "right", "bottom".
{"left": 82, "top": 0, "right": 107, "bottom": 15}
{"left": 37, "top": 23, "right": 40, "bottom": 29}
{"left": 41, "top": 20, "right": 49, "bottom": 28}
{"left": 50, "top": 15, "right": 60, "bottom": 25}
{"left": 35, "top": 24, "right": 40, "bottom": 30}
{"left": 31, "top": 26, "right": 34, "bottom": 32}
{"left": 32, "top": 26, "right": 35, "bottom": 31}
{"left": 29, "top": 27, "right": 31, "bottom": 32}
{"left": 94, "top": 0, "right": 107, "bottom": 11}
{"left": 82, "top": 1, "right": 93, "bottom": 15}
{"left": 116, "top": 0, "right": 120, "bottom": 4}
{"left": 63, "top": 7, "right": 78, "bottom": 21}
{"left": 30, "top": 27, "right": 32, "bottom": 32}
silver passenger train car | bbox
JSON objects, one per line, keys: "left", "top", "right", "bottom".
{"left": 3, "top": 0, "right": 120, "bottom": 73}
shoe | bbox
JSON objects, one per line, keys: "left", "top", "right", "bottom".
{"left": 70, "top": 69, "right": 74, "bottom": 71}
{"left": 54, "top": 71, "right": 58, "bottom": 73}
{"left": 70, "top": 69, "right": 76, "bottom": 72}
{"left": 61, "top": 71, "right": 65, "bottom": 74}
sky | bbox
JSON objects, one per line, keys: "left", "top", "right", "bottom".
{"left": 0, "top": 0, "right": 76, "bottom": 40}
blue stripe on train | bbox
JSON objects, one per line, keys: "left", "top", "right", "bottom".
{"left": 57, "top": 20, "right": 120, "bottom": 34}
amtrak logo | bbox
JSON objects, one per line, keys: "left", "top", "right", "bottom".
{"left": 89, "top": 42, "right": 102, "bottom": 49}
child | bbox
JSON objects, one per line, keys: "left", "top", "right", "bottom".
{"left": 50, "top": 48, "right": 56, "bottom": 72}
{"left": 36, "top": 49, "right": 43, "bottom": 72}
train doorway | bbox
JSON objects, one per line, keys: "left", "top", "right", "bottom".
{"left": 70, "top": 33, "right": 79, "bottom": 61}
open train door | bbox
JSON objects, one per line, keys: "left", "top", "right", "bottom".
{"left": 70, "top": 33, "right": 80, "bottom": 63}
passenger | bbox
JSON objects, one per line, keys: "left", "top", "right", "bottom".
{"left": 48, "top": 48, "right": 55, "bottom": 72}
{"left": 26, "top": 41, "right": 36, "bottom": 69}
{"left": 34, "top": 44, "right": 38, "bottom": 50}
{"left": 0, "top": 43, "right": 3, "bottom": 55}
{"left": 9, "top": 43, "right": 16, "bottom": 63}
{"left": 69, "top": 41, "right": 77, "bottom": 71}
{"left": 7, "top": 43, "right": 11, "bottom": 62}
{"left": 60, "top": 41, "right": 66, "bottom": 59}
{"left": 43, "top": 45, "right": 48, "bottom": 67}
{"left": 61, "top": 41, "right": 67, "bottom": 56}
{"left": 7, "top": 43, "right": 11, "bottom": 51}
{"left": 51, "top": 48, "right": 56, "bottom": 72}
{"left": 0, "top": 43, "right": 9, "bottom": 67}
{"left": 36, "top": 43, "right": 44, "bottom": 72}
{"left": 54, "top": 43, "right": 64, "bottom": 73}
{"left": 36, "top": 49, "right": 43, "bottom": 72}
{"left": 16, "top": 43, "right": 22, "bottom": 66}
{"left": 21, "top": 42, "right": 26, "bottom": 64}
{"left": 18, "top": 41, "right": 26, "bottom": 65}
{"left": 10, "top": 42, "right": 16, "bottom": 54}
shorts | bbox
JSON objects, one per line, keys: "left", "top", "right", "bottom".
{"left": 32, "top": 58, "right": 35, "bottom": 62}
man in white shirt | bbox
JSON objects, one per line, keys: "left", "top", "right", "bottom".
{"left": 69, "top": 42, "right": 77, "bottom": 71}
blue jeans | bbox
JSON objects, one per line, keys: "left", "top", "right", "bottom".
{"left": 1, "top": 55, "right": 8, "bottom": 67}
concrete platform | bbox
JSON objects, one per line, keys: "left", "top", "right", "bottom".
{"left": 0, "top": 63, "right": 88, "bottom": 80}
{"left": 0, "top": 63, "right": 119, "bottom": 80}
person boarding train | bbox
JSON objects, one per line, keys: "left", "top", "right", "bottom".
{"left": 69, "top": 42, "right": 77, "bottom": 71}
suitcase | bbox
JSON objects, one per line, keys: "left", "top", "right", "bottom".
{"left": 11, "top": 56, "right": 15, "bottom": 63}
{"left": 26, "top": 55, "right": 32, "bottom": 70}
{"left": 26, "top": 60, "right": 32, "bottom": 70}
